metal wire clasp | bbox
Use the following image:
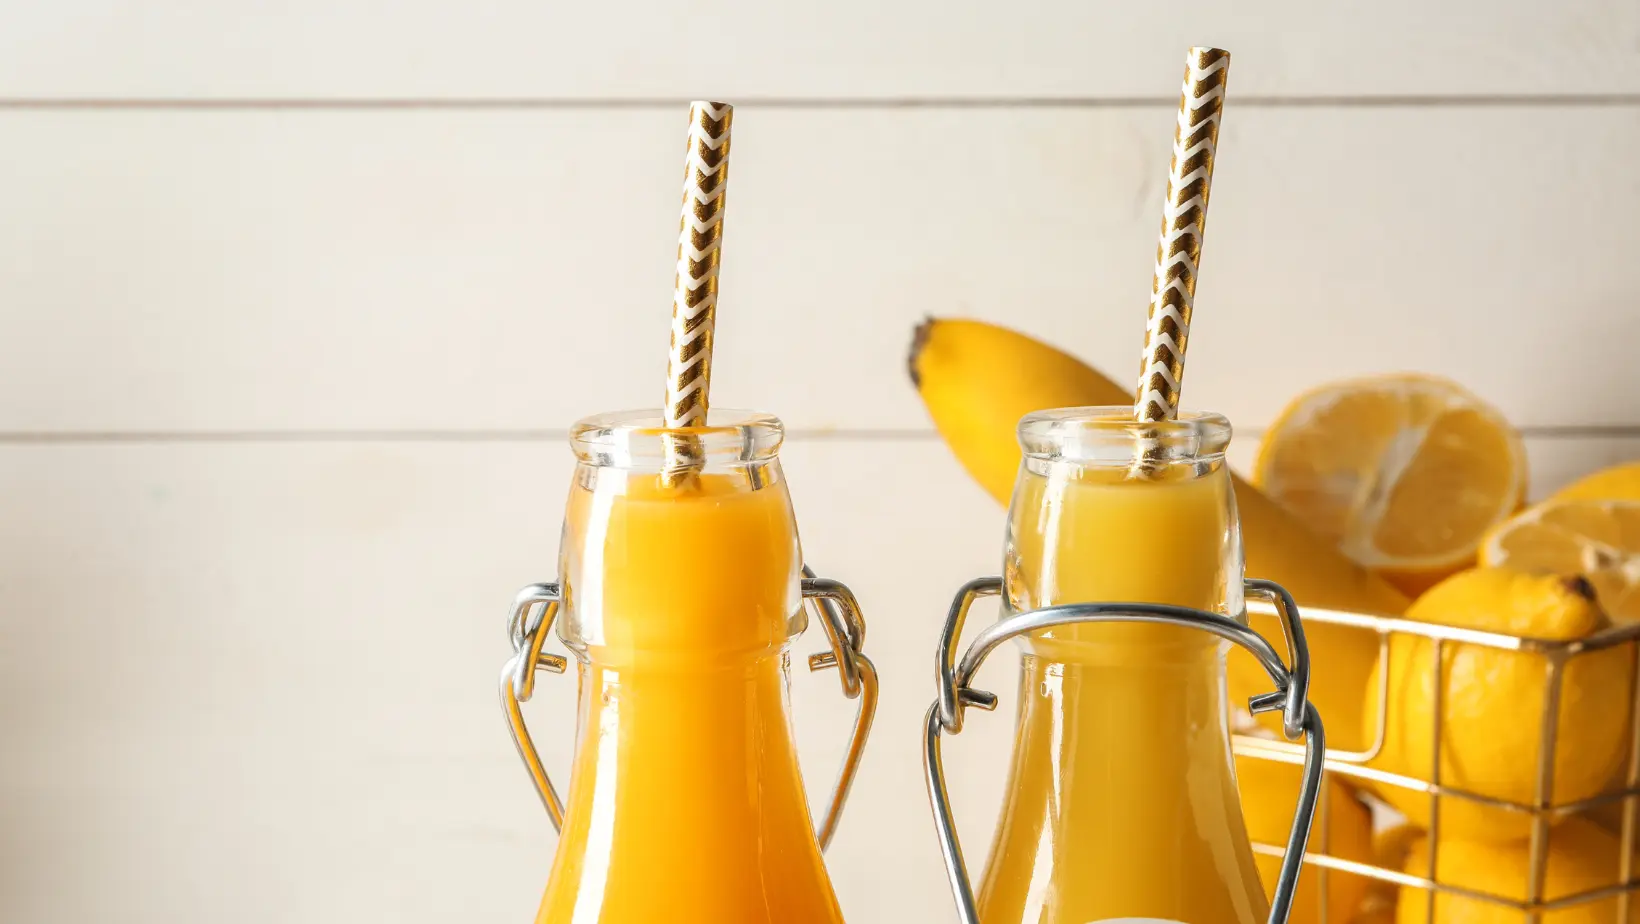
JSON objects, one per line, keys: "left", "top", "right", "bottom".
{"left": 922, "top": 577, "right": 1327, "bottom": 924}
{"left": 498, "top": 565, "right": 878, "bottom": 850}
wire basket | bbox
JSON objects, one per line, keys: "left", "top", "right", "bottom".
{"left": 1233, "top": 601, "right": 1640, "bottom": 924}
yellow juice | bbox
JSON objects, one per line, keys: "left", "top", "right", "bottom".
{"left": 980, "top": 458, "right": 1267, "bottom": 924}
{"left": 537, "top": 471, "right": 844, "bottom": 924}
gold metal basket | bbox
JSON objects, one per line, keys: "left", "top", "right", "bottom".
{"left": 1233, "top": 602, "right": 1640, "bottom": 924}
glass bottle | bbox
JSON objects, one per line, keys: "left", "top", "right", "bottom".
{"left": 501, "top": 409, "right": 873, "bottom": 924}
{"left": 979, "top": 407, "right": 1266, "bottom": 924}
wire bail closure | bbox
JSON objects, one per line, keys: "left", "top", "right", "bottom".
{"left": 923, "top": 577, "right": 1327, "bottom": 924}
{"left": 498, "top": 565, "right": 879, "bottom": 850}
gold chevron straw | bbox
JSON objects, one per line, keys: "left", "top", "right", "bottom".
{"left": 661, "top": 100, "right": 733, "bottom": 487}
{"left": 1134, "top": 47, "right": 1230, "bottom": 425}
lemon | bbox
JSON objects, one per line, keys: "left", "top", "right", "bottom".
{"left": 1554, "top": 461, "right": 1640, "bottom": 504}
{"left": 1236, "top": 752, "right": 1374, "bottom": 924}
{"left": 1396, "top": 818, "right": 1622, "bottom": 924}
{"left": 909, "top": 318, "right": 1410, "bottom": 749}
{"left": 1590, "top": 798, "right": 1640, "bottom": 846}
{"left": 1253, "top": 374, "right": 1527, "bottom": 597}
{"left": 1353, "top": 824, "right": 1420, "bottom": 924}
{"left": 1363, "top": 568, "right": 1632, "bottom": 841}
{"left": 1481, "top": 499, "right": 1640, "bottom": 622}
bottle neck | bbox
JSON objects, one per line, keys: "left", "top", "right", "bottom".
{"left": 1007, "top": 644, "right": 1238, "bottom": 831}
{"left": 557, "top": 465, "right": 805, "bottom": 656}
{"left": 536, "top": 654, "right": 843, "bottom": 924}
{"left": 975, "top": 649, "right": 1266, "bottom": 924}
{"left": 1012, "top": 645, "right": 1234, "bottom": 775}
{"left": 1004, "top": 463, "right": 1243, "bottom": 627}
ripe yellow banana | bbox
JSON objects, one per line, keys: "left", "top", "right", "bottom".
{"left": 909, "top": 317, "right": 1409, "bottom": 748}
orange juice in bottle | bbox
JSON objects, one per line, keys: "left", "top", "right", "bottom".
{"left": 499, "top": 100, "right": 874, "bottom": 924}
{"left": 978, "top": 408, "right": 1267, "bottom": 924}
{"left": 502, "top": 410, "right": 872, "bottom": 924}
{"left": 927, "top": 45, "right": 1321, "bottom": 924}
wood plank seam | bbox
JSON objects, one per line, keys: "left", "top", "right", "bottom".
{"left": 0, "top": 95, "right": 1639, "bottom": 111}
{"left": 0, "top": 426, "right": 1636, "bottom": 444}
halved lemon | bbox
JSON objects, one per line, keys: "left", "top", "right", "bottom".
{"left": 1253, "top": 374, "right": 1527, "bottom": 595}
{"left": 1481, "top": 499, "right": 1640, "bottom": 622}
{"left": 1553, "top": 461, "right": 1640, "bottom": 504}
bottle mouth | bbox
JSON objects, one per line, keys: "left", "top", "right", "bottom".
{"left": 569, "top": 409, "right": 785, "bottom": 467}
{"left": 1017, "top": 406, "right": 1232, "bottom": 465}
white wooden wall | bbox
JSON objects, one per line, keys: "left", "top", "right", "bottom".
{"left": 3, "top": 3, "right": 1639, "bottom": 921}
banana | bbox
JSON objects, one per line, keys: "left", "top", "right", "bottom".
{"left": 909, "top": 317, "right": 1409, "bottom": 748}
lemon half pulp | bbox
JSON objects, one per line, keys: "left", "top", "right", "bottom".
{"left": 1254, "top": 374, "right": 1526, "bottom": 596}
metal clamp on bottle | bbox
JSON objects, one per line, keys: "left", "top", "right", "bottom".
{"left": 922, "top": 577, "right": 1326, "bottom": 924}
{"left": 500, "top": 564, "right": 879, "bottom": 850}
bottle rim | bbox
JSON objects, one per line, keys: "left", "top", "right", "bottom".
{"left": 1017, "top": 406, "right": 1232, "bottom": 463}
{"left": 569, "top": 408, "right": 785, "bottom": 465}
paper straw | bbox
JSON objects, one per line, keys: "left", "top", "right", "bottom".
{"left": 661, "top": 101, "right": 733, "bottom": 485}
{"left": 1134, "top": 47, "right": 1230, "bottom": 423}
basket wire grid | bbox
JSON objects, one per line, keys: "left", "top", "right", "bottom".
{"left": 1233, "top": 602, "right": 1640, "bottom": 924}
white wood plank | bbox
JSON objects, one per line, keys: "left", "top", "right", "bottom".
{"left": 1, "top": 1, "right": 1638, "bottom": 100}
{"left": 0, "top": 434, "right": 1632, "bottom": 922}
{"left": 1, "top": 106, "right": 1636, "bottom": 434}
